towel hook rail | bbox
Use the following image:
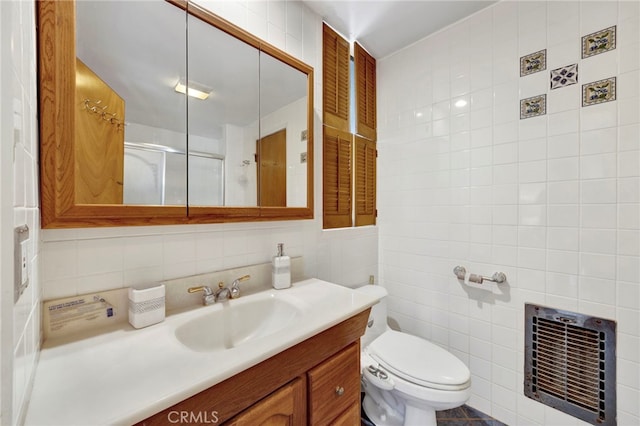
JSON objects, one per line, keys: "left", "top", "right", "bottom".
{"left": 453, "top": 266, "right": 507, "bottom": 284}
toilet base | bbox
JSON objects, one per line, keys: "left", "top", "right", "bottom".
{"left": 362, "top": 393, "right": 403, "bottom": 426}
{"left": 362, "top": 392, "right": 438, "bottom": 426}
{"left": 363, "top": 394, "right": 438, "bottom": 426}
{"left": 404, "top": 403, "right": 437, "bottom": 426}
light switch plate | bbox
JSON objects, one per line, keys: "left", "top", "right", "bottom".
{"left": 21, "top": 240, "right": 29, "bottom": 285}
{"left": 14, "top": 225, "right": 29, "bottom": 303}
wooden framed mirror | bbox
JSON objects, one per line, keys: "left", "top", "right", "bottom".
{"left": 38, "top": 0, "right": 314, "bottom": 228}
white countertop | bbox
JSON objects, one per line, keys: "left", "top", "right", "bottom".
{"left": 24, "top": 279, "right": 379, "bottom": 426}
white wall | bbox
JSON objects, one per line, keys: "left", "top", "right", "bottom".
{"left": 378, "top": 1, "right": 639, "bottom": 424}
{"left": 0, "top": 0, "right": 41, "bottom": 424}
{"left": 40, "top": 1, "right": 378, "bottom": 308}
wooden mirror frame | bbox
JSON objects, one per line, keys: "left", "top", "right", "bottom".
{"left": 38, "top": 0, "right": 314, "bottom": 228}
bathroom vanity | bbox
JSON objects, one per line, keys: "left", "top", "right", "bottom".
{"left": 24, "top": 279, "right": 378, "bottom": 425}
{"left": 140, "top": 313, "right": 365, "bottom": 425}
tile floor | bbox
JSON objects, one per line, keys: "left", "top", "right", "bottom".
{"left": 361, "top": 398, "right": 507, "bottom": 426}
{"left": 436, "top": 405, "right": 508, "bottom": 425}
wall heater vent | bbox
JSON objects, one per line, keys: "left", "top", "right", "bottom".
{"left": 524, "top": 304, "right": 616, "bottom": 426}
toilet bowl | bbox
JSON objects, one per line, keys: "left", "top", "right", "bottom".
{"left": 357, "top": 285, "right": 471, "bottom": 426}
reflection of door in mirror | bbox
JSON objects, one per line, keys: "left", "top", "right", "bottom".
{"left": 257, "top": 129, "right": 287, "bottom": 207}
{"left": 75, "top": 58, "right": 124, "bottom": 204}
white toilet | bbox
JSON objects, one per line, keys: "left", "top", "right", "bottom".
{"left": 357, "top": 285, "right": 471, "bottom": 426}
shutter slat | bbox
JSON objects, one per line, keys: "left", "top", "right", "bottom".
{"left": 323, "top": 24, "right": 350, "bottom": 131}
{"left": 323, "top": 126, "right": 352, "bottom": 228}
{"left": 354, "top": 135, "right": 376, "bottom": 226}
{"left": 355, "top": 43, "right": 376, "bottom": 141}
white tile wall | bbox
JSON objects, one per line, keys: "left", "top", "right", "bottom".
{"left": 378, "top": 1, "right": 640, "bottom": 424}
{"left": 1, "top": 0, "right": 41, "bottom": 424}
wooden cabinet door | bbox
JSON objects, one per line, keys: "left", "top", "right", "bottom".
{"left": 74, "top": 58, "right": 125, "bottom": 204}
{"left": 308, "top": 343, "right": 361, "bottom": 425}
{"left": 257, "top": 128, "right": 287, "bottom": 207}
{"left": 330, "top": 404, "right": 361, "bottom": 425}
{"left": 225, "top": 378, "right": 305, "bottom": 426}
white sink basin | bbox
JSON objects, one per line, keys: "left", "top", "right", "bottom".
{"left": 175, "top": 293, "right": 304, "bottom": 352}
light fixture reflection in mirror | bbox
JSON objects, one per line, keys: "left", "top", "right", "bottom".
{"left": 174, "top": 80, "right": 212, "bottom": 100}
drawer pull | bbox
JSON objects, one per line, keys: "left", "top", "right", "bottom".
{"left": 335, "top": 386, "right": 345, "bottom": 396}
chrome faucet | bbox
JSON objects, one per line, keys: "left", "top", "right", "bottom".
{"left": 187, "top": 285, "right": 216, "bottom": 306}
{"left": 214, "top": 281, "right": 232, "bottom": 302}
{"left": 187, "top": 275, "right": 250, "bottom": 305}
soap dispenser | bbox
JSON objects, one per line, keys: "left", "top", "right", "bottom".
{"left": 272, "top": 243, "right": 291, "bottom": 289}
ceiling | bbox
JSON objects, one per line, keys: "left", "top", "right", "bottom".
{"left": 302, "top": 0, "right": 496, "bottom": 59}
{"left": 76, "top": 1, "right": 307, "bottom": 138}
{"left": 75, "top": 1, "right": 496, "bottom": 138}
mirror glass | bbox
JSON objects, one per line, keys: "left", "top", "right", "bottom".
{"left": 74, "top": 1, "right": 309, "bottom": 208}
{"left": 186, "top": 12, "right": 259, "bottom": 207}
{"left": 258, "top": 52, "right": 309, "bottom": 208}
{"left": 75, "top": 0, "right": 187, "bottom": 205}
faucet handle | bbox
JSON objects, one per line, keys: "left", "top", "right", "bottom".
{"left": 188, "top": 285, "right": 216, "bottom": 305}
{"left": 188, "top": 285, "right": 213, "bottom": 296}
{"left": 230, "top": 275, "right": 250, "bottom": 299}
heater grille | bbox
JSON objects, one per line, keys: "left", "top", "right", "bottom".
{"left": 524, "top": 304, "right": 616, "bottom": 426}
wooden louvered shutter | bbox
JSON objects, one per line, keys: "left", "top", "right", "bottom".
{"left": 323, "top": 23, "right": 350, "bottom": 132}
{"left": 354, "top": 42, "right": 376, "bottom": 141}
{"left": 323, "top": 126, "right": 352, "bottom": 229}
{"left": 354, "top": 135, "right": 376, "bottom": 226}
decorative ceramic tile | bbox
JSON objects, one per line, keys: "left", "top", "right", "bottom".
{"left": 550, "top": 64, "right": 578, "bottom": 89}
{"left": 582, "top": 26, "right": 616, "bottom": 58}
{"left": 520, "top": 94, "right": 547, "bottom": 119}
{"left": 520, "top": 49, "right": 547, "bottom": 77}
{"left": 582, "top": 77, "right": 616, "bottom": 106}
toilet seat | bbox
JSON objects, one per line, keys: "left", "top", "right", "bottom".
{"left": 366, "top": 330, "right": 471, "bottom": 391}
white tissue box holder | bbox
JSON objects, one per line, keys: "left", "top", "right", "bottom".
{"left": 128, "top": 285, "right": 165, "bottom": 329}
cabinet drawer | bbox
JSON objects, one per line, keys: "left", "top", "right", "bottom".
{"left": 308, "top": 342, "right": 360, "bottom": 425}
{"left": 331, "top": 404, "right": 361, "bottom": 425}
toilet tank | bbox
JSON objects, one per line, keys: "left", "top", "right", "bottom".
{"left": 356, "top": 285, "right": 389, "bottom": 348}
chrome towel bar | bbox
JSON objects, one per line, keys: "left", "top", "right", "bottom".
{"left": 453, "top": 266, "right": 506, "bottom": 284}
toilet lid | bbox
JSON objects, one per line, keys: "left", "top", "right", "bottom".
{"left": 366, "top": 330, "right": 471, "bottom": 391}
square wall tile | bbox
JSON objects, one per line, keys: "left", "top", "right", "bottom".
{"left": 550, "top": 64, "right": 578, "bottom": 89}
{"left": 582, "top": 77, "right": 617, "bottom": 106}
{"left": 582, "top": 26, "right": 617, "bottom": 58}
{"left": 520, "top": 95, "right": 547, "bottom": 119}
{"left": 581, "top": 101, "right": 617, "bottom": 131}
{"left": 520, "top": 50, "right": 547, "bottom": 77}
